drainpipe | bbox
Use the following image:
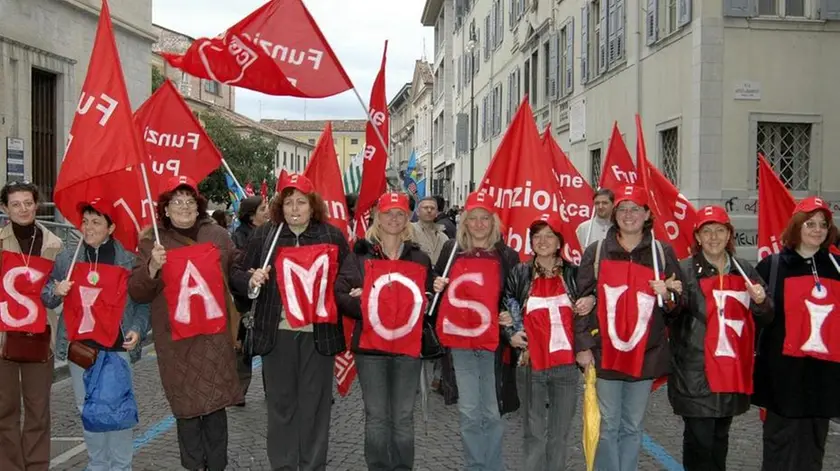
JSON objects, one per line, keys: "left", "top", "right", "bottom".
{"left": 636, "top": 3, "right": 643, "bottom": 120}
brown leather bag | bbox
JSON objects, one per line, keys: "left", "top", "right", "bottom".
{"left": 1, "top": 325, "right": 51, "bottom": 363}
{"left": 67, "top": 341, "right": 98, "bottom": 369}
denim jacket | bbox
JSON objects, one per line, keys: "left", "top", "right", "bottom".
{"left": 41, "top": 238, "right": 151, "bottom": 362}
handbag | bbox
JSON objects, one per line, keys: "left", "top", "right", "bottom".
{"left": 420, "top": 319, "right": 445, "bottom": 360}
{"left": 1, "top": 325, "right": 51, "bottom": 363}
{"left": 67, "top": 341, "right": 98, "bottom": 369}
{"left": 82, "top": 351, "right": 138, "bottom": 433}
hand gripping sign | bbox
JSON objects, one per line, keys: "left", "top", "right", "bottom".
{"left": 784, "top": 276, "right": 840, "bottom": 363}
{"left": 524, "top": 277, "right": 576, "bottom": 370}
{"left": 436, "top": 258, "right": 501, "bottom": 351}
{"left": 359, "top": 259, "right": 428, "bottom": 357}
{"left": 161, "top": 243, "right": 228, "bottom": 341}
{"left": 699, "top": 275, "right": 755, "bottom": 394}
{"left": 596, "top": 260, "right": 658, "bottom": 378}
{"left": 63, "top": 262, "right": 129, "bottom": 346}
{"left": 0, "top": 253, "right": 54, "bottom": 333}
{"left": 274, "top": 244, "right": 339, "bottom": 328}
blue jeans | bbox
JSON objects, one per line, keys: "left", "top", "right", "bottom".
{"left": 70, "top": 351, "right": 134, "bottom": 471}
{"left": 451, "top": 349, "right": 504, "bottom": 471}
{"left": 520, "top": 364, "right": 579, "bottom": 471}
{"left": 355, "top": 354, "right": 422, "bottom": 471}
{"left": 595, "top": 378, "right": 653, "bottom": 471}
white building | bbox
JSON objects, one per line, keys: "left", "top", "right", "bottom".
{"left": 409, "top": 60, "right": 435, "bottom": 192}
{"left": 0, "top": 0, "right": 155, "bottom": 207}
{"left": 425, "top": 0, "right": 840, "bottom": 256}
{"left": 389, "top": 82, "right": 414, "bottom": 175}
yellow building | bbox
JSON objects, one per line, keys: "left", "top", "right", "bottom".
{"left": 261, "top": 119, "right": 366, "bottom": 173}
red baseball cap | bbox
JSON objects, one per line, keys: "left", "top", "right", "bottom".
{"left": 694, "top": 205, "right": 730, "bottom": 231}
{"left": 165, "top": 175, "right": 198, "bottom": 194}
{"left": 794, "top": 196, "right": 831, "bottom": 220}
{"left": 530, "top": 213, "right": 564, "bottom": 235}
{"left": 377, "top": 192, "right": 410, "bottom": 213}
{"left": 77, "top": 197, "right": 116, "bottom": 222}
{"left": 277, "top": 172, "right": 314, "bottom": 195}
{"left": 614, "top": 185, "right": 649, "bottom": 208}
{"left": 464, "top": 191, "right": 496, "bottom": 213}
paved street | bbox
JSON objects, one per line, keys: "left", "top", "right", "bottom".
{"left": 48, "top": 347, "right": 840, "bottom": 470}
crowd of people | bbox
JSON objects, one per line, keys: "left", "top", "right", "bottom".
{"left": 0, "top": 176, "right": 838, "bottom": 471}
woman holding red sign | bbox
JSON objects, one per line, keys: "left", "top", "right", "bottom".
{"left": 230, "top": 173, "right": 349, "bottom": 471}
{"left": 334, "top": 191, "right": 435, "bottom": 471}
{"left": 574, "top": 185, "right": 682, "bottom": 471}
{"left": 129, "top": 176, "right": 241, "bottom": 471}
{"left": 753, "top": 196, "right": 840, "bottom": 471}
{"left": 502, "top": 214, "right": 584, "bottom": 471}
{"left": 667, "top": 205, "right": 772, "bottom": 471}
{"left": 431, "top": 191, "right": 519, "bottom": 471}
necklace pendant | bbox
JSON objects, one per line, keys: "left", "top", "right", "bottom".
{"left": 87, "top": 271, "right": 100, "bottom": 286}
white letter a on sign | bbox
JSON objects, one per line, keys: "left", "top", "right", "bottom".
{"left": 174, "top": 261, "right": 224, "bottom": 324}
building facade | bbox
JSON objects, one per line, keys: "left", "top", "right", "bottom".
{"left": 410, "top": 60, "right": 435, "bottom": 192}
{"left": 388, "top": 82, "right": 415, "bottom": 177}
{"left": 261, "top": 119, "right": 366, "bottom": 173}
{"left": 0, "top": 0, "right": 155, "bottom": 207}
{"left": 427, "top": 0, "right": 840, "bottom": 257}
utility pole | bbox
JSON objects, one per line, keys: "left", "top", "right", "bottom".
{"left": 467, "top": 28, "right": 477, "bottom": 193}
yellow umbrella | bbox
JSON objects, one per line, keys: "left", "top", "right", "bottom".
{"left": 583, "top": 365, "right": 600, "bottom": 471}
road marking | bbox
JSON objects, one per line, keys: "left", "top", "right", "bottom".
{"left": 49, "top": 443, "right": 87, "bottom": 468}
{"left": 50, "top": 437, "right": 84, "bottom": 442}
{"left": 642, "top": 433, "right": 684, "bottom": 470}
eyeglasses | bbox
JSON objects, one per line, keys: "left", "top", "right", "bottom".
{"left": 169, "top": 199, "right": 197, "bottom": 208}
{"left": 804, "top": 220, "right": 830, "bottom": 230}
{"left": 616, "top": 206, "right": 644, "bottom": 215}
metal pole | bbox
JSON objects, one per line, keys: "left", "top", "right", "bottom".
{"left": 469, "top": 67, "right": 475, "bottom": 193}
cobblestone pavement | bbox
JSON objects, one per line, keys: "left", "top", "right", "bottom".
{"left": 49, "top": 348, "right": 840, "bottom": 470}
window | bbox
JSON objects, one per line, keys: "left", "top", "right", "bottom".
{"left": 308, "top": 138, "right": 316, "bottom": 144}
{"left": 757, "top": 122, "right": 812, "bottom": 191}
{"left": 351, "top": 138, "right": 359, "bottom": 145}
{"left": 660, "top": 127, "right": 679, "bottom": 185}
{"left": 759, "top": 0, "right": 806, "bottom": 17}
{"left": 543, "top": 40, "right": 551, "bottom": 103}
{"left": 494, "top": 0, "right": 504, "bottom": 49}
{"left": 507, "top": 66, "right": 521, "bottom": 123}
{"left": 283, "top": 151, "right": 288, "bottom": 168}
{"left": 481, "top": 95, "right": 489, "bottom": 141}
{"left": 492, "top": 84, "right": 503, "bottom": 135}
{"left": 530, "top": 49, "right": 539, "bottom": 106}
{"left": 590, "top": 148, "right": 602, "bottom": 187}
{"left": 560, "top": 19, "right": 574, "bottom": 97}
{"left": 583, "top": 0, "right": 627, "bottom": 81}
{"left": 523, "top": 59, "right": 531, "bottom": 102}
{"left": 485, "top": 14, "right": 492, "bottom": 61}
{"left": 204, "top": 80, "right": 220, "bottom": 95}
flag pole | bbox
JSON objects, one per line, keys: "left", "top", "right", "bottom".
{"left": 64, "top": 236, "right": 84, "bottom": 281}
{"left": 139, "top": 163, "right": 161, "bottom": 244}
{"left": 583, "top": 210, "right": 596, "bottom": 247}
{"left": 351, "top": 87, "right": 397, "bottom": 189}
{"left": 650, "top": 229, "right": 664, "bottom": 308}
{"left": 221, "top": 158, "right": 246, "bottom": 196}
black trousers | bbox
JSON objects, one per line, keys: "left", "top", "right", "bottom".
{"left": 762, "top": 410, "right": 829, "bottom": 471}
{"left": 682, "top": 416, "right": 733, "bottom": 471}
{"left": 176, "top": 408, "right": 228, "bottom": 471}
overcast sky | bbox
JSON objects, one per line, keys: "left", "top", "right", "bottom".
{"left": 152, "top": 0, "right": 434, "bottom": 122}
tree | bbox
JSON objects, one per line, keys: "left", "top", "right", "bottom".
{"left": 198, "top": 113, "right": 279, "bottom": 206}
{"left": 151, "top": 66, "right": 165, "bottom": 93}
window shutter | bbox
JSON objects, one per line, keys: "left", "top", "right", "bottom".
{"left": 507, "top": 73, "right": 513, "bottom": 123}
{"left": 723, "top": 0, "right": 755, "bottom": 17}
{"left": 677, "top": 0, "right": 692, "bottom": 27}
{"left": 599, "top": 0, "right": 609, "bottom": 75}
{"left": 566, "top": 18, "right": 574, "bottom": 95}
{"left": 485, "top": 15, "right": 492, "bottom": 61}
{"left": 495, "top": 85, "right": 503, "bottom": 134}
{"left": 482, "top": 95, "right": 488, "bottom": 141}
{"left": 581, "top": 4, "right": 589, "bottom": 83}
{"left": 615, "top": 0, "right": 624, "bottom": 60}
{"left": 646, "top": 0, "right": 658, "bottom": 45}
{"left": 509, "top": 0, "right": 515, "bottom": 28}
{"left": 821, "top": 0, "right": 840, "bottom": 19}
{"left": 497, "top": 1, "right": 505, "bottom": 47}
{"left": 548, "top": 32, "right": 558, "bottom": 100}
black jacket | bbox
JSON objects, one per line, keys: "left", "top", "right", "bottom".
{"left": 334, "top": 239, "right": 435, "bottom": 356}
{"left": 231, "top": 223, "right": 253, "bottom": 251}
{"left": 668, "top": 253, "right": 773, "bottom": 418}
{"left": 435, "top": 214, "right": 457, "bottom": 240}
{"left": 752, "top": 247, "right": 840, "bottom": 418}
{"left": 229, "top": 220, "right": 350, "bottom": 357}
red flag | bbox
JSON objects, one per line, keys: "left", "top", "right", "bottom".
{"left": 436, "top": 258, "right": 501, "bottom": 351}
{"left": 304, "top": 122, "right": 351, "bottom": 238}
{"left": 757, "top": 154, "right": 795, "bottom": 260}
{"left": 62, "top": 263, "right": 129, "bottom": 346}
{"left": 542, "top": 126, "right": 594, "bottom": 228}
{"left": 53, "top": 0, "right": 147, "bottom": 250}
{"left": 276, "top": 168, "right": 289, "bottom": 194}
{"left": 245, "top": 182, "right": 255, "bottom": 197}
{"left": 477, "top": 98, "right": 581, "bottom": 264}
{"left": 596, "top": 259, "right": 657, "bottom": 378}
{"left": 0, "top": 253, "right": 54, "bottom": 334}
{"left": 133, "top": 80, "right": 223, "bottom": 212}
{"left": 273, "top": 244, "right": 339, "bottom": 328}
{"left": 161, "top": 243, "right": 228, "bottom": 341}
{"left": 334, "top": 348, "right": 357, "bottom": 396}
{"left": 783, "top": 277, "right": 840, "bottom": 363}
{"left": 523, "top": 277, "right": 576, "bottom": 370}
{"left": 161, "top": 0, "right": 352, "bottom": 98}
{"left": 260, "top": 179, "right": 268, "bottom": 201}
{"left": 359, "top": 259, "right": 427, "bottom": 357}
{"left": 700, "top": 275, "right": 755, "bottom": 394}
{"left": 355, "top": 42, "right": 389, "bottom": 232}
{"left": 598, "top": 122, "right": 638, "bottom": 191}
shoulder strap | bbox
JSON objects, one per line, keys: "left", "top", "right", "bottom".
{"left": 768, "top": 253, "right": 780, "bottom": 299}
{"left": 593, "top": 238, "right": 604, "bottom": 275}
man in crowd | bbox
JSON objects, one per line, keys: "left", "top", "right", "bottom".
{"left": 434, "top": 195, "right": 456, "bottom": 239}
{"left": 576, "top": 188, "right": 614, "bottom": 250}
{"left": 412, "top": 196, "right": 449, "bottom": 265}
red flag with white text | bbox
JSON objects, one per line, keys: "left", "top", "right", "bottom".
{"left": 757, "top": 154, "right": 795, "bottom": 261}
{"left": 161, "top": 243, "right": 228, "bottom": 341}
{"left": 304, "top": 122, "right": 351, "bottom": 238}
{"left": 335, "top": 315, "right": 358, "bottom": 396}
{"left": 542, "top": 126, "right": 594, "bottom": 229}
{"left": 63, "top": 263, "right": 129, "bottom": 346}
{"left": 0, "top": 253, "right": 53, "bottom": 333}
{"left": 700, "top": 275, "right": 755, "bottom": 394}
{"left": 436, "top": 258, "right": 501, "bottom": 351}
{"left": 273, "top": 244, "right": 339, "bottom": 328}
{"left": 783, "top": 276, "right": 840, "bottom": 363}
{"left": 359, "top": 259, "right": 427, "bottom": 357}
{"left": 53, "top": 0, "right": 147, "bottom": 250}
{"left": 477, "top": 98, "right": 581, "bottom": 264}
{"left": 523, "top": 277, "right": 576, "bottom": 370}
{"left": 161, "top": 0, "right": 353, "bottom": 98}
{"left": 598, "top": 122, "right": 638, "bottom": 192}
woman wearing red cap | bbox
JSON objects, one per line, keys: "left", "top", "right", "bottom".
{"left": 574, "top": 185, "right": 682, "bottom": 471}
{"left": 129, "top": 176, "right": 241, "bottom": 471}
{"left": 334, "top": 191, "right": 435, "bottom": 471}
{"left": 753, "top": 196, "right": 840, "bottom": 470}
{"left": 231, "top": 172, "right": 349, "bottom": 470}
{"left": 502, "top": 214, "right": 587, "bottom": 470}
{"left": 667, "top": 205, "right": 772, "bottom": 470}
{"left": 431, "top": 191, "right": 519, "bottom": 471}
